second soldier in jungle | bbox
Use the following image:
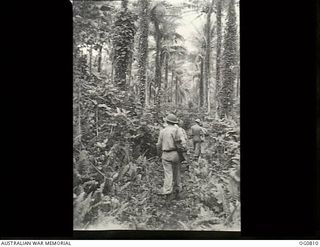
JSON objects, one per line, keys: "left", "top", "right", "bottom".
{"left": 190, "top": 119, "right": 207, "bottom": 160}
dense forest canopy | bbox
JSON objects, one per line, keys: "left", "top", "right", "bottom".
{"left": 73, "top": 0, "right": 240, "bottom": 231}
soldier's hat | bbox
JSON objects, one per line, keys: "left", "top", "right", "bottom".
{"left": 195, "top": 119, "right": 201, "bottom": 123}
{"left": 165, "top": 114, "right": 179, "bottom": 124}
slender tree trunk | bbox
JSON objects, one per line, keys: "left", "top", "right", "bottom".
{"left": 154, "top": 20, "right": 162, "bottom": 112}
{"left": 160, "top": 51, "right": 165, "bottom": 69}
{"left": 96, "top": 108, "right": 99, "bottom": 137}
{"left": 149, "top": 81, "right": 152, "bottom": 105}
{"left": 127, "top": 42, "right": 134, "bottom": 87}
{"left": 171, "top": 53, "right": 175, "bottom": 105}
{"left": 236, "top": 66, "right": 240, "bottom": 98}
{"left": 97, "top": 45, "right": 102, "bottom": 73}
{"left": 175, "top": 76, "right": 178, "bottom": 106}
{"left": 199, "top": 58, "right": 204, "bottom": 107}
{"left": 146, "top": 77, "right": 150, "bottom": 106}
{"left": 111, "top": 51, "right": 114, "bottom": 84}
{"left": 154, "top": 84, "right": 157, "bottom": 105}
{"left": 204, "top": 0, "right": 214, "bottom": 112}
{"left": 127, "top": 54, "right": 132, "bottom": 87}
{"left": 171, "top": 70, "right": 174, "bottom": 103}
{"left": 159, "top": 50, "right": 165, "bottom": 105}
{"left": 89, "top": 45, "right": 93, "bottom": 75}
{"left": 111, "top": 64, "right": 114, "bottom": 84}
{"left": 137, "top": 0, "right": 149, "bottom": 107}
{"left": 164, "top": 53, "right": 169, "bottom": 103}
{"left": 78, "top": 68, "right": 82, "bottom": 150}
{"left": 215, "top": 0, "right": 222, "bottom": 118}
{"left": 208, "top": 82, "right": 211, "bottom": 113}
{"left": 220, "top": 0, "right": 238, "bottom": 119}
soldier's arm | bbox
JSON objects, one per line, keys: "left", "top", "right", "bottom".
{"left": 201, "top": 127, "right": 208, "bottom": 136}
{"left": 175, "top": 128, "right": 187, "bottom": 150}
{"left": 182, "top": 129, "right": 188, "bottom": 141}
{"left": 180, "top": 129, "right": 187, "bottom": 148}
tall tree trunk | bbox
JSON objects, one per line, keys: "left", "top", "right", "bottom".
{"left": 127, "top": 41, "right": 134, "bottom": 87}
{"left": 97, "top": 45, "right": 102, "bottom": 73}
{"left": 175, "top": 76, "right": 178, "bottom": 106}
{"left": 236, "top": 66, "right": 240, "bottom": 98}
{"left": 149, "top": 81, "right": 152, "bottom": 105}
{"left": 164, "top": 53, "right": 169, "bottom": 103}
{"left": 199, "top": 57, "right": 204, "bottom": 107}
{"left": 215, "top": 0, "right": 223, "bottom": 118}
{"left": 146, "top": 78, "right": 150, "bottom": 106}
{"left": 127, "top": 52, "right": 132, "bottom": 87}
{"left": 112, "top": 6, "right": 136, "bottom": 90}
{"left": 159, "top": 50, "right": 165, "bottom": 106}
{"left": 220, "top": 0, "right": 238, "bottom": 119}
{"left": 113, "top": 53, "right": 128, "bottom": 90}
{"left": 89, "top": 45, "right": 93, "bottom": 75}
{"left": 208, "top": 81, "right": 211, "bottom": 113}
{"left": 137, "top": 0, "right": 149, "bottom": 107}
{"left": 203, "top": 0, "right": 215, "bottom": 112}
{"left": 171, "top": 70, "right": 174, "bottom": 103}
{"left": 171, "top": 53, "right": 176, "bottom": 105}
{"left": 78, "top": 60, "right": 85, "bottom": 150}
{"left": 154, "top": 20, "right": 162, "bottom": 111}
{"left": 111, "top": 55, "right": 114, "bottom": 85}
{"left": 78, "top": 87, "right": 81, "bottom": 145}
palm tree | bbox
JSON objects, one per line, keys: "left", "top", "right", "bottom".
{"left": 194, "top": 54, "right": 205, "bottom": 107}
{"left": 162, "top": 43, "right": 186, "bottom": 103}
{"left": 150, "top": 1, "right": 166, "bottom": 111}
{"left": 191, "top": 20, "right": 215, "bottom": 109}
{"left": 184, "top": 0, "right": 238, "bottom": 116}
{"left": 183, "top": 0, "right": 215, "bottom": 112}
{"left": 149, "top": 1, "right": 183, "bottom": 114}
{"left": 203, "top": 0, "right": 215, "bottom": 113}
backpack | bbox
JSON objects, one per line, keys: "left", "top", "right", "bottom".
{"left": 171, "top": 127, "right": 187, "bottom": 162}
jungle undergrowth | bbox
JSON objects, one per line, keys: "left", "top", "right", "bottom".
{"left": 74, "top": 131, "right": 240, "bottom": 231}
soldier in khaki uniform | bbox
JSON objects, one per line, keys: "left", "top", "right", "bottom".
{"left": 190, "top": 119, "right": 206, "bottom": 160}
{"left": 156, "top": 114, "right": 186, "bottom": 197}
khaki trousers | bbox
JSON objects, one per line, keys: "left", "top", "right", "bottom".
{"left": 193, "top": 141, "right": 201, "bottom": 158}
{"left": 161, "top": 159, "right": 181, "bottom": 194}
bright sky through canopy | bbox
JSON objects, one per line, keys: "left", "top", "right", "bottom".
{"left": 164, "top": 0, "right": 239, "bottom": 53}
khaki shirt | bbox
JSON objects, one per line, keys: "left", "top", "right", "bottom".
{"left": 156, "top": 125, "right": 185, "bottom": 162}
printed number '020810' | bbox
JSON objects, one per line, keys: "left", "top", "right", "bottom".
{"left": 299, "top": 241, "right": 319, "bottom": 245}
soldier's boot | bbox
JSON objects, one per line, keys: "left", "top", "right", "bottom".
{"left": 185, "top": 164, "right": 190, "bottom": 173}
{"left": 167, "top": 192, "right": 175, "bottom": 201}
{"left": 174, "top": 188, "right": 182, "bottom": 200}
{"left": 181, "top": 161, "right": 188, "bottom": 172}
